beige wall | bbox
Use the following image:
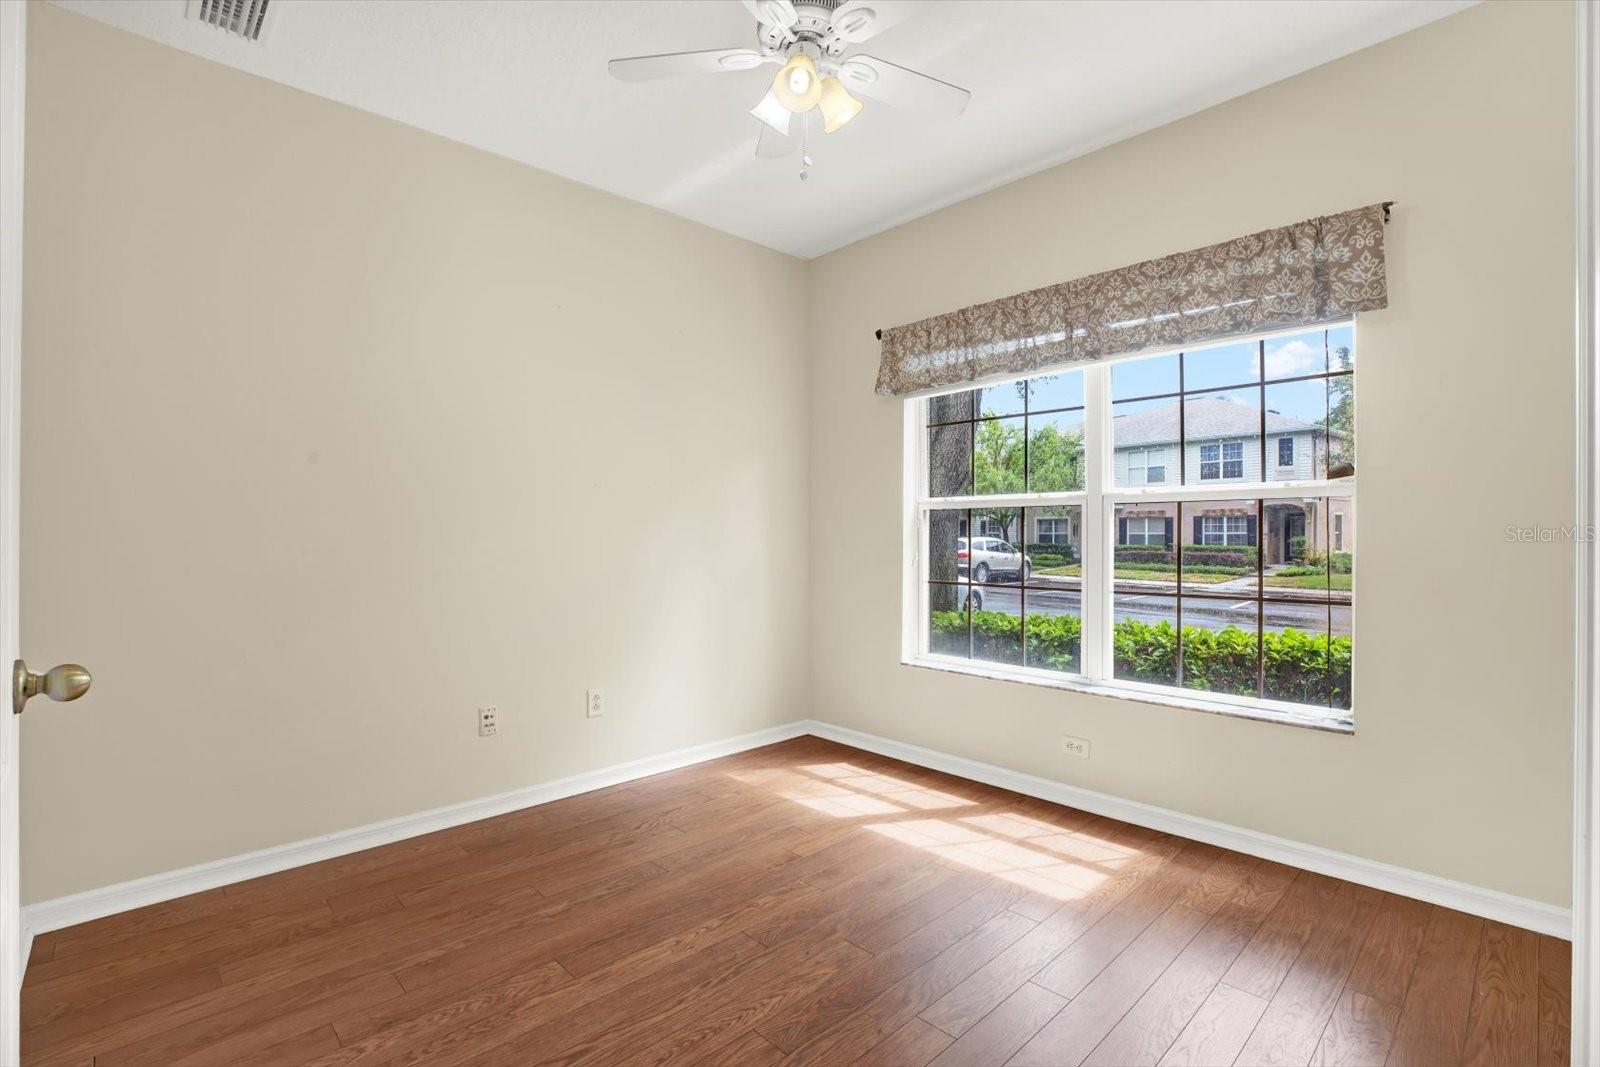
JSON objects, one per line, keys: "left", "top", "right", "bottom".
{"left": 19, "top": 3, "right": 809, "bottom": 904}
{"left": 808, "top": 0, "right": 1575, "bottom": 906}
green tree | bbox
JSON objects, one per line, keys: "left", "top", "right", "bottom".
{"left": 1325, "top": 345, "right": 1354, "bottom": 472}
{"left": 1027, "top": 423, "right": 1084, "bottom": 492}
{"left": 974, "top": 418, "right": 1024, "bottom": 495}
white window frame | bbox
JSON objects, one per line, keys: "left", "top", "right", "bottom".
{"left": 1278, "top": 435, "right": 1295, "bottom": 467}
{"left": 901, "top": 324, "right": 1356, "bottom": 733}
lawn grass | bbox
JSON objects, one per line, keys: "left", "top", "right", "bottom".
{"left": 1265, "top": 572, "right": 1354, "bottom": 591}
{"left": 1034, "top": 564, "right": 1236, "bottom": 585}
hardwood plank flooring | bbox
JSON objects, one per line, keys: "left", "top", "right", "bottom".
{"left": 20, "top": 737, "right": 1570, "bottom": 1067}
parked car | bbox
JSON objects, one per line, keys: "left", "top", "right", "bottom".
{"left": 956, "top": 537, "right": 1032, "bottom": 582}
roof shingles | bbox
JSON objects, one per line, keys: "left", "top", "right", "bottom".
{"left": 1113, "top": 396, "right": 1329, "bottom": 448}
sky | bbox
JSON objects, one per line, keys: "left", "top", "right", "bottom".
{"left": 972, "top": 325, "right": 1354, "bottom": 430}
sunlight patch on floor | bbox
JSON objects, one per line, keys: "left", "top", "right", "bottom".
{"left": 725, "top": 752, "right": 1146, "bottom": 903}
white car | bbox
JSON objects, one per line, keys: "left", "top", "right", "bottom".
{"left": 957, "top": 537, "right": 1032, "bottom": 583}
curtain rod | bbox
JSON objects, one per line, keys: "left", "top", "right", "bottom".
{"left": 872, "top": 201, "right": 1397, "bottom": 341}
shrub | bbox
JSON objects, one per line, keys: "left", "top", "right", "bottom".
{"left": 1331, "top": 552, "right": 1353, "bottom": 574}
{"left": 1288, "top": 535, "right": 1307, "bottom": 561}
{"left": 1028, "top": 553, "right": 1069, "bottom": 568}
{"left": 1025, "top": 542, "right": 1078, "bottom": 564}
{"left": 1109, "top": 561, "right": 1252, "bottom": 576}
{"left": 1181, "top": 543, "right": 1257, "bottom": 567}
{"left": 931, "top": 611, "right": 1351, "bottom": 710}
{"left": 1116, "top": 544, "right": 1257, "bottom": 568}
{"left": 1115, "top": 547, "right": 1176, "bottom": 565}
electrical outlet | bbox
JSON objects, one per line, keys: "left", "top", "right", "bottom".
{"left": 586, "top": 689, "right": 604, "bottom": 718}
{"left": 1061, "top": 734, "right": 1090, "bottom": 759}
{"left": 478, "top": 706, "right": 498, "bottom": 737}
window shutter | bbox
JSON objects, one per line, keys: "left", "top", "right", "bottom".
{"left": 1246, "top": 515, "right": 1259, "bottom": 546}
{"left": 1118, "top": 518, "right": 1128, "bottom": 544}
{"left": 1164, "top": 518, "right": 1174, "bottom": 547}
{"left": 1192, "top": 516, "right": 1202, "bottom": 543}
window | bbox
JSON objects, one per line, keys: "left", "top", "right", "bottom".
{"left": 1200, "top": 440, "right": 1245, "bottom": 480}
{"left": 1036, "top": 517, "right": 1073, "bottom": 544}
{"left": 1201, "top": 515, "right": 1251, "bottom": 546}
{"left": 910, "top": 325, "right": 1356, "bottom": 728}
{"left": 1122, "top": 516, "right": 1169, "bottom": 546}
{"left": 1127, "top": 447, "right": 1167, "bottom": 485}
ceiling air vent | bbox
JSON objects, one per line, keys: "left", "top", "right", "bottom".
{"left": 186, "top": 0, "right": 272, "bottom": 43}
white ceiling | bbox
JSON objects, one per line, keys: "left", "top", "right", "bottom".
{"left": 50, "top": 0, "right": 1472, "bottom": 259}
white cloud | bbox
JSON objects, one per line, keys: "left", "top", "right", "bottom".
{"left": 1257, "top": 339, "right": 1322, "bottom": 379}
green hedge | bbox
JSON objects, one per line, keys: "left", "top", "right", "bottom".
{"left": 1116, "top": 544, "right": 1258, "bottom": 569}
{"left": 1025, "top": 541, "right": 1078, "bottom": 564}
{"left": 933, "top": 610, "right": 1350, "bottom": 709}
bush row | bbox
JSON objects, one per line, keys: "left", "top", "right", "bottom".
{"left": 932, "top": 610, "right": 1351, "bottom": 710}
{"left": 1115, "top": 544, "right": 1258, "bottom": 569}
{"left": 1024, "top": 542, "right": 1078, "bottom": 565}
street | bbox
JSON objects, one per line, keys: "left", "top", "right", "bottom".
{"left": 971, "top": 584, "right": 1352, "bottom": 636}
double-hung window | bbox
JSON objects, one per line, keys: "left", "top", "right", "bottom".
{"left": 908, "top": 325, "right": 1356, "bottom": 729}
{"left": 1036, "top": 517, "right": 1073, "bottom": 545}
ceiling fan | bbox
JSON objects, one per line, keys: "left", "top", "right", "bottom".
{"left": 607, "top": 0, "right": 970, "bottom": 170}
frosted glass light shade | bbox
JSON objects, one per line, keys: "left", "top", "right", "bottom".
{"left": 818, "top": 76, "right": 863, "bottom": 133}
{"left": 772, "top": 53, "right": 822, "bottom": 112}
{"left": 749, "top": 89, "right": 792, "bottom": 135}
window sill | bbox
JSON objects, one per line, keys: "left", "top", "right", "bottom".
{"left": 902, "top": 655, "right": 1355, "bottom": 735}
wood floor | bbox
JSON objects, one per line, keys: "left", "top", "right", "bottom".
{"left": 22, "top": 737, "right": 1570, "bottom": 1067}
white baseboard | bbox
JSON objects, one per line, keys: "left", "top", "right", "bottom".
{"left": 19, "top": 720, "right": 811, "bottom": 947}
{"left": 807, "top": 721, "right": 1574, "bottom": 940}
{"left": 18, "top": 717, "right": 1571, "bottom": 954}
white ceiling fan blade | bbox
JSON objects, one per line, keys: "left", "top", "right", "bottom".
{"left": 755, "top": 122, "right": 797, "bottom": 159}
{"left": 830, "top": 0, "right": 913, "bottom": 44}
{"left": 837, "top": 55, "right": 970, "bottom": 118}
{"left": 742, "top": 0, "right": 798, "bottom": 30}
{"left": 608, "top": 47, "right": 765, "bottom": 82}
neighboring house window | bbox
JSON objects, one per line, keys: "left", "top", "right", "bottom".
{"left": 1199, "top": 441, "right": 1243, "bottom": 480}
{"left": 1123, "top": 516, "right": 1166, "bottom": 545}
{"left": 912, "top": 324, "right": 1357, "bottom": 726}
{"left": 1036, "top": 518, "right": 1072, "bottom": 544}
{"left": 1128, "top": 447, "right": 1166, "bottom": 485}
{"left": 1201, "top": 515, "right": 1251, "bottom": 546}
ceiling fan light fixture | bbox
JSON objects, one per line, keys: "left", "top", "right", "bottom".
{"left": 818, "top": 76, "right": 863, "bottom": 133}
{"left": 771, "top": 52, "right": 823, "bottom": 112}
{"left": 749, "top": 89, "right": 792, "bottom": 135}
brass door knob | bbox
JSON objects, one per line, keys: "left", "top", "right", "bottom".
{"left": 13, "top": 660, "right": 92, "bottom": 715}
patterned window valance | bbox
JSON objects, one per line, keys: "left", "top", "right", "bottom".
{"left": 874, "top": 203, "right": 1389, "bottom": 397}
